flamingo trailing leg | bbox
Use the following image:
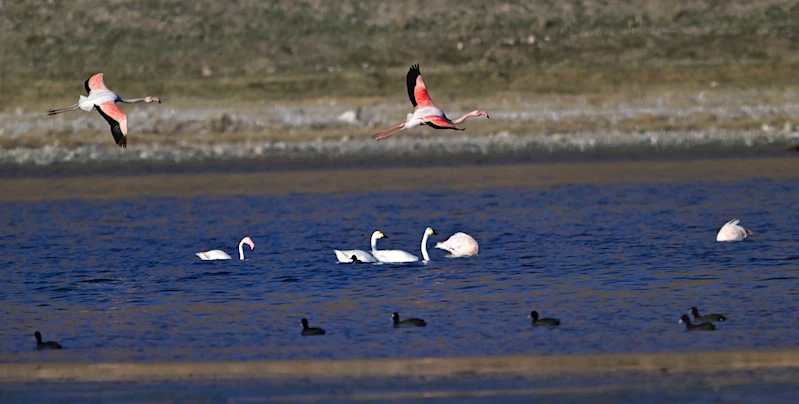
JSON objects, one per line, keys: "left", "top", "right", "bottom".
{"left": 372, "top": 64, "right": 488, "bottom": 140}
{"left": 47, "top": 73, "right": 161, "bottom": 148}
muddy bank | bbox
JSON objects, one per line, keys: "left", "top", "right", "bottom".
{"left": 0, "top": 128, "right": 796, "bottom": 173}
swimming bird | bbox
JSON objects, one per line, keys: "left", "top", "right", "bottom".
{"left": 690, "top": 307, "right": 727, "bottom": 323}
{"left": 372, "top": 227, "right": 437, "bottom": 263}
{"left": 350, "top": 255, "right": 364, "bottom": 264}
{"left": 34, "top": 331, "right": 62, "bottom": 350}
{"left": 372, "top": 64, "right": 489, "bottom": 140}
{"left": 528, "top": 311, "right": 561, "bottom": 326}
{"left": 716, "top": 219, "right": 753, "bottom": 242}
{"left": 435, "top": 232, "right": 479, "bottom": 257}
{"left": 46, "top": 73, "right": 161, "bottom": 148}
{"left": 196, "top": 237, "right": 255, "bottom": 260}
{"left": 333, "top": 231, "right": 381, "bottom": 263}
{"left": 679, "top": 314, "right": 716, "bottom": 331}
{"left": 301, "top": 318, "right": 326, "bottom": 336}
{"left": 392, "top": 312, "right": 427, "bottom": 328}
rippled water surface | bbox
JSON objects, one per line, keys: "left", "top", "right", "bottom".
{"left": 1, "top": 161, "right": 798, "bottom": 362}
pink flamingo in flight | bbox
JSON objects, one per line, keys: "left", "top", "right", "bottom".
{"left": 372, "top": 64, "right": 489, "bottom": 140}
{"left": 47, "top": 73, "right": 161, "bottom": 148}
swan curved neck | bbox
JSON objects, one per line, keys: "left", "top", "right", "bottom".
{"left": 421, "top": 232, "right": 431, "bottom": 261}
{"left": 238, "top": 240, "right": 246, "bottom": 260}
{"left": 371, "top": 234, "right": 379, "bottom": 252}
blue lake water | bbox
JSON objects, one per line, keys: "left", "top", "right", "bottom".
{"left": 1, "top": 163, "right": 798, "bottom": 363}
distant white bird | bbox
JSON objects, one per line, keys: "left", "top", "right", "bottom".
{"left": 435, "top": 232, "right": 479, "bottom": 257}
{"left": 333, "top": 231, "right": 381, "bottom": 263}
{"left": 196, "top": 237, "right": 255, "bottom": 260}
{"left": 716, "top": 219, "right": 753, "bottom": 242}
{"left": 372, "top": 227, "right": 437, "bottom": 263}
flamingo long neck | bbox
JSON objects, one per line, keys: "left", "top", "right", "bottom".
{"left": 421, "top": 232, "right": 431, "bottom": 261}
{"left": 120, "top": 97, "right": 151, "bottom": 104}
{"left": 451, "top": 110, "right": 481, "bottom": 124}
{"left": 238, "top": 240, "right": 246, "bottom": 260}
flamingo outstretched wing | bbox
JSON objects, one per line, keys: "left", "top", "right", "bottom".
{"left": 95, "top": 101, "right": 128, "bottom": 148}
{"left": 85, "top": 73, "right": 107, "bottom": 94}
{"left": 406, "top": 64, "right": 435, "bottom": 108}
{"left": 424, "top": 115, "right": 462, "bottom": 130}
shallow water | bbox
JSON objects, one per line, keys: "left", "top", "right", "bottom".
{"left": 1, "top": 159, "right": 798, "bottom": 363}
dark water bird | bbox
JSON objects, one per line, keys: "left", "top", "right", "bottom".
{"left": 301, "top": 318, "right": 326, "bottom": 336}
{"left": 34, "top": 331, "right": 62, "bottom": 349}
{"left": 529, "top": 311, "right": 561, "bottom": 326}
{"left": 690, "top": 307, "right": 727, "bottom": 323}
{"left": 350, "top": 255, "right": 364, "bottom": 264}
{"left": 679, "top": 314, "right": 716, "bottom": 331}
{"left": 392, "top": 312, "right": 427, "bottom": 328}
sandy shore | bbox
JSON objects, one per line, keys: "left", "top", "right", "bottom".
{"left": 1, "top": 156, "right": 797, "bottom": 202}
{"left": 1, "top": 349, "right": 798, "bottom": 383}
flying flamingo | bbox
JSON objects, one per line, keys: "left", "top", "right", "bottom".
{"left": 372, "top": 64, "right": 489, "bottom": 140}
{"left": 46, "top": 73, "right": 161, "bottom": 148}
{"left": 716, "top": 219, "right": 753, "bottom": 242}
{"left": 196, "top": 237, "right": 255, "bottom": 260}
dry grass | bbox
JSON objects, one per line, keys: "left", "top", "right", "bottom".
{"left": 2, "top": 1, "right": 799, "bottom": 150}
{"left": 2, "top": 0, "right": 799, "bottom": 109}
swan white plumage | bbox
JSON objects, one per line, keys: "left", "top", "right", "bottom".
{"left": 196, "top": 237, "right": 255, "bottom": 260}
{"left": 716, "top": 219, "right": 753, "bottom": 242}
{"left": 333, "top": 231, "right": 381, "bottom": 263}
{"left": 372, "top": 227, "right": 437, "bottom": 263}
{"left": 435, "top": 232, "right": 479, "bottom": 257}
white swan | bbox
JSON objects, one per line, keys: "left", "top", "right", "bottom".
{"left": 372, "top": 227, "right": 437, "bottom": 263}
{"left": 333, "top": 231, "right": 381, "bottom": 263}
{"left": 196, "top": 237, "right": 255, "bottom": 260}
{"left": 716, "top": 219, "right": 753, "bottom": 242}
{"left": 435, "top": 232, "right": 479, "bottom": 257}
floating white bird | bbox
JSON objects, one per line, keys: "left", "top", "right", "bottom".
{"left": 196, "top": 237, "right": 255, "bottom": 260}
{"left": 333, "top": 231, "right": 381, "bottom": 263}
{"left": 372, "top": 227, "right": 437, "bottom": 263}
{"left": 435, "top": 232, "right": 479, "bottom": 257}
{"left": 716, "top": 219, "right": 753, "bottom": 242}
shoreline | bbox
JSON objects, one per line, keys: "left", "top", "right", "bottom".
{"left": 0, "top": 129, "right": 797, "bottom": 177}
{"left": 1, "top": 155, "right": 797, "bottom": 202}
{"left": 2, "top": 348, "right": 798, "bottom": 383}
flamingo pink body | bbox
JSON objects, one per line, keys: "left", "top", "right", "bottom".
{"left": 46, "top": 73, "right": 161, "bottom": 148}
{"left": 435, "top": 232, "right": 479, "bottom": 257}
{"left": 372, "top": 64, "right": 489, "bottom": 140}
{"left": 716, "top": 219, "right": 753, "bottom": 242}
